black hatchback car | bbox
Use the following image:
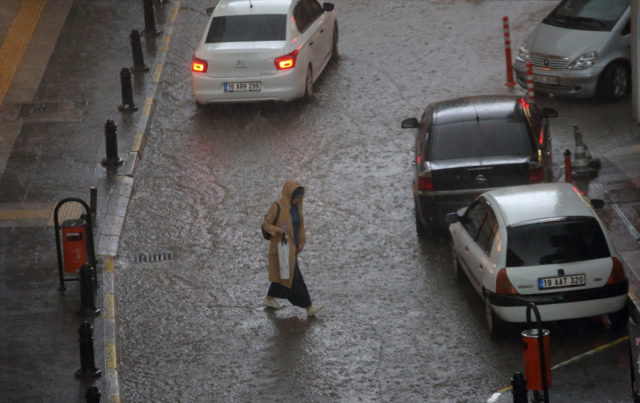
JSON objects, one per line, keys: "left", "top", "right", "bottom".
{"left": 401, "top": 95, "right": 558, "bottom": 236}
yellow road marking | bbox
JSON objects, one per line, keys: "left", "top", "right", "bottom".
{"left": 131, "top": 132, "right": 145, "bottom": 152}
{"left": 0, "top": 0, "right": 48, "bottom": 105}
{"left": 47, "top": 201, "right": 83, "bottom": 226}
{"left": 104, "top": 254, "right": 114, "bottom": 272}
{"left": 106, "top": 342, "right": 117, "bottom": 369}
{"left": 168, "top": 6, "right": 178, "bottom": 23}
{"left": 142, "top": 98, "right": 153, "bottom": 116}
{"left": 109, "top": 396, "right": 121, "bottom": 403}
{"left": 105, "top": 294, "right": 115, "bottom": 318}
{"left": 152, "top": 65, "right": 162, "bottom": 83}
{"left": 0, "top": 210, "right": 50, "bottom": 220}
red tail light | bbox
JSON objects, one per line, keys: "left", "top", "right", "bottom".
{"left": 496, "top": 268, "right": 517, "bottom": 295}
{"left": 192, "top": 56, "right": 208, "bottom": 73}
{"left": 607, "top": 257, "right": 626, "bottom": 285}
{"left": 418, "top": 176, "right": 433, "bottom": 192}
{"left": 275, "top": 50, "right": 298, "bottom": 70}
{"left": 529, "top": 166, "right": 544, "bottom": 184}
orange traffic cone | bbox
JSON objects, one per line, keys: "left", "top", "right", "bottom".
{"left": 572, "top": 125, "right": 600, "bottom": 177}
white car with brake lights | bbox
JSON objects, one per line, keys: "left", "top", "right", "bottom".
{"left": 447, "top": 183, "right": 628, "bottom": 338}
{"left": 191, "top": 0, "right": 338, "bottom": 104}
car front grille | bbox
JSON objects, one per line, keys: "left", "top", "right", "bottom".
{"left": 530, "top": 53, "right": 569, "bottom": 70}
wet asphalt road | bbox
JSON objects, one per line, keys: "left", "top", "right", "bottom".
{"left": 115, "top": 1, "right": 631, "bottom": 401}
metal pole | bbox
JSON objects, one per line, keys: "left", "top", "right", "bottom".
{"left": 130, "top": 29, "right": 149, "bottom": 72}
{"left": 118, "top": 67, "right": 138, "bottom": 112}
{"left": 511, "top": 372, "right": 528, "bottom": 403}
{"left": 85, "top": 386, "right": 101, "bottom": 403}
{"left": 102, "top": 120, "right": 124, "bottom": 166}
{"left": 143, "top": 0, "right": 161, "bottom": 36}
{"left": 77, "top": 263, "right": 100, "bottom": 316}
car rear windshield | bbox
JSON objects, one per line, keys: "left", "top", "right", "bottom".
{"left": 506, "top": 218, "right": 610, "bottom": 267}
{"left": 544, "top": 0, "right": 629, "bottom": 31}
{"left": 206, "top": 15, "right": 287, "bottom": 43}
{"left": 430, "top": 119, "right": 532, "bottom": 161}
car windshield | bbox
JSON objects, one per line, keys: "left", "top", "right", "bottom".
{"left": 506, "top": 217, "right": 610, "bottom": 267}
{"left": 430, "top": 119, "right": 531, "bottom": 161}
{"left": 206, "top": 15, "right": 287, "bottom": 43}
{"left": 543, "top": 0, "right": 628, "bottom": 31}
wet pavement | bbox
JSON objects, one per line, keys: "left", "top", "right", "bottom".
{"left": 1, "top": 0, "right": 640, "bottom": 402}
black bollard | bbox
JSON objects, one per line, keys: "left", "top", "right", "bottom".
{"left": 143, "top": 0, "right": 161, "bottom": 36}
{"left": 130, "top": 30, "right": 149, "bottom": 72}
{"left": 75, "top": 321, "right": 102, "bottom": 378}
{"left": 85, "top": 386, "right": 101, "bottom": 403}
{"left": 511, "top": 372, "right": 528, "bottom": 403}
{"left": 118, "top": 67, "right": 138, "bottom": 112}
{"left": 77, "top": 263, "right": 100, "bottom": 316}
{"left": 101, "top": 120, "right": 123, "bottom": 166}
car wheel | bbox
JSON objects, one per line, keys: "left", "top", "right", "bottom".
{"left": 598, "top": 61, "right": 630, "bottom": 101}
{"left": 451, "top": 242, "right": 464, "bottom": 282}
{"left": 302, "top": 65, "right": 313, "bottom": 103}
{"left": 330, "top": 23, "right": 339, "bottom": 61}
{"left": 485, "top": 295, "right": 502, "bottom": 339}
{"left": 609, "top": 303, "right": 629, "bottom": 332}
{"left": 414, "top": 201, "right": 429, "bottom": 237}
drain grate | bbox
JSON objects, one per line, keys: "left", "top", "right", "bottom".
{"left": 131, "top": 252, "right": 174, "bottom": 263}
{"left": 16, "top": 102, "right": 61, "bottom": 118}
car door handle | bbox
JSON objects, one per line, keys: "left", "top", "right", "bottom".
{"left": 320, "top": 29, "right": 324, "bottom": 33}
{"left": 411, "top": 161, "right": 416, "bottom": 166}
{"left": 309, "top": 41, "right": 313, "bottom": 46}
{"left": 465, "top": 246, "right": 469, "bottom": 252}
{"left": 479, "top": 264, "right": 483, "bottom": 271}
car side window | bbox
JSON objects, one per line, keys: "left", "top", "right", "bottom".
{"left": 463, "top": 201, "right": 488, "bottom": 241}
{"left": 476, "top": 206, "right": 498, "bottom": 254}
{"left": 294, "top": 0, "right": 323, "bottom": 32}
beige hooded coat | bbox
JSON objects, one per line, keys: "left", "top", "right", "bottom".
{"left": 263, "top": 181, "right": 306, "bottom": 289}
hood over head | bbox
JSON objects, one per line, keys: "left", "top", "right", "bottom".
{"left": 280, "top": 180, "right": 304, "bottom": 208}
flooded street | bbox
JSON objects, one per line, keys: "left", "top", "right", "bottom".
{"left": 115, "top": 0, "right": 632, "bottom": 401}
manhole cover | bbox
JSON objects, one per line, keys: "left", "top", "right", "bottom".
{"left": 16, "top": 102, "right": 61, "bottom": 118}
{"left": 131, "top": 252, "right": 174, "bottom": 263}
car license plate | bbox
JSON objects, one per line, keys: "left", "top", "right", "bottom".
{"left": 538, "top": 274, "right": 586, "bottom": 289}
{"left": 532, "top": 74, "right": 559, "bottom": 85}
{"left": 224, "top": 82, "right": 261, "bottom": 92}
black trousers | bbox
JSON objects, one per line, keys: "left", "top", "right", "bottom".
{"left": 267, "top": 262, "right": 311, "bottom": 308}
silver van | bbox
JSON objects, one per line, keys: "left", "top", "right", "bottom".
{"left": 513, "top": 0, "right": 630, "bottom": 101}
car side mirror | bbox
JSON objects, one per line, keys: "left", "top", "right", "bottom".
{"left": 542, "top": 108, "right": 558, "bottom": 118}
{"left": 323, "top": 2, "right": 335, "bottom": 12}
{"left": 590, "top": 199, "right": 605, "bottom": 209}
{"left": 445, "top": 212, "right": 458, "bottom": 225}
{"left": 401, "top": 118, "right": 419, "bottom": 129}
{"left": 206, "top": 6, "right": 215, "bottom": 15}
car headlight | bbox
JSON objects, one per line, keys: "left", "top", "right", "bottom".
{"left": 567, "top": 52, "right": 598, "bottom": 70}
{"left": 516, "top": 42, "right": 529, "bottom": 63}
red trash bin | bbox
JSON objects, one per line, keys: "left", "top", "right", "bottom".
{"left": 62, "top": 219, "right": 88, "bottom": 274}
{"left": 522, "top": 328, "right": 552, "bottom": 390}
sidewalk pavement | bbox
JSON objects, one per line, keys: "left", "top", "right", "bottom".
{"left": 2, "top": 1, "right": 640, "bottom": 403}
{"left": 0, "top": 0, "right": 179, "bottom": 401}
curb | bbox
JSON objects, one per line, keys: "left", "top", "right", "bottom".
{"left": 96, "top": 4, "right": 181, "bottom": 402}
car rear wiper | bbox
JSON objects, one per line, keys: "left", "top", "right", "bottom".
{"left": 544, "top": 14, "right": 605, "bottom": 28}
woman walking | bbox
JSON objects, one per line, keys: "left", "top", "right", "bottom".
{"left": 262, "top": 181, "right": 323, "bottom": 316}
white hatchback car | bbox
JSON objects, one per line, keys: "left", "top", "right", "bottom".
{"left": 191, "top": 0, "right": 338, "bottom": 104}
{"left": 447, "top": 183, "right": 628, "bottom": 338}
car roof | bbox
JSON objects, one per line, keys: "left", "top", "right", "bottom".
{"left": 214, "top": 0, "right": 294, "bottom": 16}
{"left": 484, "top": 183, "right": 596, "bottom": 227}
{"left": 432, "top": 95, "right": 526, "bottom": 126}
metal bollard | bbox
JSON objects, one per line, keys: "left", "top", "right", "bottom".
{"left": 101, "top": 120, "right": 123, "bottom": 166}
{"left": 143, "top": 0, "right": 161, "bottom": 36}
{"left": 118, "top": 67, "right": 138, "bottom": 112}
{"left": 75, "top": 321, "right": 102, "bottom": 378}
{"left": 130, "top": 30, "right": 149, "bottom": 72}
{"left": 85, "top": 386, "right": 101, "bottom": 403}
{"left": 77, "top": 263, "right": 100, "bottom": 316}
{"left": 511, "top": 372, "right": 528, "bottom": 403}
{"left": 564, "top": 149, "right": 572, "bottom": 184}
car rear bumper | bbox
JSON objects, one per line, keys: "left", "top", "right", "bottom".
{"left": 487, "top": 281, "right": 628, "bottom": 322}
{"left": 191, "top": 68, "right": 305, "bottom": 104}
{"left": 513, "top": 61, "right": 601, "bottom": 98}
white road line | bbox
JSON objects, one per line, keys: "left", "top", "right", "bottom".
{"left": 612, "top": 203, "right": 640, "bottom": 241}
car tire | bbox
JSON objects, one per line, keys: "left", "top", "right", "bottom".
{"left": 598, "top": 61, "right": 630, "bottom": 102}
{"left": 451, "top": 242, "right": 465, "bottom": 283}
{"left": 414, "top": 201, "right": 429, "bottom": 237}
{"left": 609, "top": 303, "right": 629, "bottom": 332}
{"left": 485, "top": 295, "right": 502, "bottom": 339}
{"left": 302, "top": 65, "right": 313, "bottom": 103}
{"left": 330, "top": 23, "right": 339, "bottom": 61}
